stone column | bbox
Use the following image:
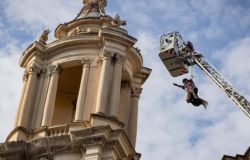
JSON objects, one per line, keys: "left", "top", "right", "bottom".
{"left": 32, "top": 68, "right": 48, "bottom": 128}
{"left": 95, "top": 52, "right": 111, "bottom": 114}
{"left": 129, "top": 86, "right": 142, "bottom": 147}
{"left": 17, "top": 65, "right": 40, "bottom": 128}
{"left": 14, "top": 70, "right": 29, "bottom": 127}
{"left": 109, "top": 54, "right": 124, "bottom": 117}
{"left": 74, "top": 59, "right": 91, "bottom": 122}
{"left": 42, "top": 64, "right": 61, "bottom": 126}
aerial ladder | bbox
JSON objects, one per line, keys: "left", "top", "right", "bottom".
{"left": 159, "top": 31, "right": 250, "bottom": 118}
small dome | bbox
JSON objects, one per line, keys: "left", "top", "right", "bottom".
{"left": 54, "top": 0, "right": 127, "bottom": 39}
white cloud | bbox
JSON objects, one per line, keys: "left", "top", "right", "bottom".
{"left": 216, "top": 37, "right": 250, "bottom": 92}
{"left": 0, "top": 44, "right": 23, "bottom": 141}
{"left": 3, "top": 0, "right": 81, "bottom": 38}
{"left": 190, "top": 0, "right": 225, "bottom": 19}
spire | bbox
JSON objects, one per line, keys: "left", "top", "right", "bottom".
{"left": 76, "top": 0, "right": 107, "bottom": 19}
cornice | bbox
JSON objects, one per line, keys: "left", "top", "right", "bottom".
{"left": 71, "top": 125, "right": 140, "bottom": 159}
{"left": 45, "top": 35, "right": 100, "bottom": 54}
{"left": 99, "top": 28, "right": 137, "bottom": 48}
{"left": 126, "top": 47, "right": 144, "bottom": 74}
{"left": 138, "top": 67, "right": 152, "bottom": 85}
{"left": 19, "top": 42, "right": 46, "bottom": 67}
{"left": 55, "top": 16, "right": 127, "bottom": 39}
{"left": 2, "top": 125, "right": 140, "bottom": 160}
{"left": 91, "top": 113, "right": 125, "bottom": 128}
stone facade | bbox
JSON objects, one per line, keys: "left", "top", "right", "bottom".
{"left": 222, "top": 147, "right": 250, "bottom": 160}
{"left": 1, "top": 125, "right": 140, "bottom": 160}
{"left": 0, "top": 0, "right": 151, "bottom": 159}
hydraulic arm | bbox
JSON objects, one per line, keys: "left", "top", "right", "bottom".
{"left": 159, "top": 31, "right": 250, "bottom": 117}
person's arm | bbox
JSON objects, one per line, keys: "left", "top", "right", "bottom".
{"left": 173, "top": 83, "right": 185, "bottom": 89}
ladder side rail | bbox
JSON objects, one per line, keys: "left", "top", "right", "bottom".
{"left": 192, "top": 53, "right": 250, "bottom": 117}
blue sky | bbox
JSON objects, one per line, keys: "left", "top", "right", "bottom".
{"left": 0, "top": 0, "right": 250, "bottom": 159}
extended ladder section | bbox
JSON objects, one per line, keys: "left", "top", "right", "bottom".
{"left": 159, "top": 31, "right": 250, "bottom": 118}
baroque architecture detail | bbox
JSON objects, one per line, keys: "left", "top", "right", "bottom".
{"left": 222, "top": 147, "right": 250, "bottom": 160}
{"left": 77, "top": 0, "right": 107, "bottom": 18}
{"left": 55, "top": 0, "right": 128, "bottom": 39}
{"left": 39, "top": 67, "right": 47, "bottom": 77}
{"left": 84, "top": 0, "right": 107, "bottom": 14}
{"left": 27, "top": 65, "right": 40, "bottom": 75}
{"left": 102, "top": 52, "right": 112, "bottom": 61}
{"left": 22, "top": 70, "right": 29, "bottom": 81}
{"left": 0, "top": 0, "right": 151, "bottom": 159}
{"left": 48, "top": 64, "right": 62, "bottom": 74}
{"left": 111, "top": 14, "right": 127, "bottom": 27}
{"left": 131, "top": 86, "right": 142, "bottom": 98}
{"left": 81, "top": 58, "right": 93, "bottom": 67}
{"left": 37, "top": 29, "right": 50, "bottom": 45}
{"left": 113, "top": 53, "right": 126, "bottom": 64}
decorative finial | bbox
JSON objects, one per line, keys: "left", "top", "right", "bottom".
{"left": 111, "top": 14, "right": 127, "bottom": 27}
{"left": 77, "top": 0, "right": 107, "bottom": 18}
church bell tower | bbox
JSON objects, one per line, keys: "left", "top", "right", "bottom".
{"left": 0, "top": 0, "right": 151, "bottom": 159}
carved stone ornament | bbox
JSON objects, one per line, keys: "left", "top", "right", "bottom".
{"left": 22, "top": 70, "right": 29, "bottom": 81}
{"left": 79, "top": 0, "right": 107, "bottom": 18}
{"left": 131, "top": 86, "right": 142, "bottom": 98}
{"left": 59, "top": 24, "right": 68, "bottom": 38}
{"left": 111, "top": 14, "right": 127, "bottom": 27}
{"left": 81, "top": 58, "right": 93, "bottom": 67}
{"left": 48, "top": 64, "right": 62, "bottom": 74}
{"left": 38, "top": 29, "right": 50, "bottom": 45}
{"left": 26, "top": 65, "right": 40, "bottom": 76}
{"left": 114, "top": 54, "right": 126, "bottom": 64}
{"left": 39, "top": 67, "right": 47, "bottom": 77}
{"left": 102, "top": 52, "right": 112, "bottom": 61}
{"left": 98, "top": 0, "right": 107, "bottom": 15}
{"left": 135, "top": 47, "right": 141, "bottom": 52}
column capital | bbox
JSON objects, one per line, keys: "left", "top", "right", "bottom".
{"left": 27, "top": 65, "right": 40, "bottom": 75}
{"left": 102, "top": 52, "right": 112, "bottom": 61}
{"left": 81, "top": 58, "right": 93, "bottom": 68}
{"left": 115, "top": 54, "right": 126, "bottom": 65}
{"left": 22, "top": 70, "right": 29, "bottom": 81}
{"left": 48, "top": 64, "right": 62, "bottom": 75}
{"left": 39, "top": 68, "right": 47, "bottom": 77}
{"left": 131, "top": 86, "right": 142, "bottom": 98}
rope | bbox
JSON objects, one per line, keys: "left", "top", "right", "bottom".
{"left": 190, "top": 66, "right": 194, "bottom": 79}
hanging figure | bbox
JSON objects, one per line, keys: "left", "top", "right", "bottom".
{"left": 173, "top": 78, "right": 208, "bottom": 109}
